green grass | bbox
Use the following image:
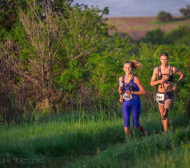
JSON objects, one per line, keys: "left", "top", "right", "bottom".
{"left": 0, "top": 103, "right": 189, "bottom": 168}
{"left": 131, "top": 144, "right": 190, "bottom": 168}
{"left": 66, "top": 126, "right": 190, "bottom": 168}
{"left": 150, "top": 20, "right": 180, "bottom": 25}
{"left": 0, "top": 110, "right": 125, "bottom": 167}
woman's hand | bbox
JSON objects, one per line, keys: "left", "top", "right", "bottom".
{"left": 119, "top": 97, "right": 124, "bottom": 103}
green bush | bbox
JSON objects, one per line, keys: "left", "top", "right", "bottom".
{"left": 156, "top": 11, "right": 173, "bottom": 22}
{"left": 140, "top": 26, "right": 190, "bottom": 46}
{"left": 140, "top": 28, "right": 165, "bottom": 44}
{"left": 165, "top": 25, "right": 190, "bottom": 45}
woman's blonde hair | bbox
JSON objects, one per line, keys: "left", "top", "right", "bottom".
{"left": 123, "top": 60, "right": 142, "bottom": 70}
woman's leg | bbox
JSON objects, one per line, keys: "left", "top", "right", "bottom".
{"left": 124, "top": 127, "right": 130, "bottom": 136}
{"left": 122, "top": 102, "right": 131, "bottom": 136}
{"left": 137, "top": 125, "right": 148, "bottom": 136}
{"left": 132, "top": 103, "right": 147, "bottom": 136}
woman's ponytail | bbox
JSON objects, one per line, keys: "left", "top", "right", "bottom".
{"left": 131, "top": 60, "right": 142, "bottom": 70}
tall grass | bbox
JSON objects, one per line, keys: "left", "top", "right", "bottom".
{"left": 131, "top": 144, "right": 190, "bottom": 168}
{"left": 66, "top": 126, "right": 190, "bottom": 168}
{"left": 0, "top": 101, "right": 189, "bottom": 168}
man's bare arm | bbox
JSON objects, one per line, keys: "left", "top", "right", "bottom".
{"left": 173, "top": 67, "right": 184, "bottom": 85}
{"left": 171, "top": 67, "right": 184, "bottom": 91}
{"left": 150, "top": 68, "right": 164, "bottom": 86}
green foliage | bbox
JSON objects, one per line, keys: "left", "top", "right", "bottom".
{"left": 179, "top": 5, "right": 190, "bottom": 18}
{"left": 156, "top": 11, "right": 173, "bottom": 22}
{"left": 140, "top": 29, "right": 165, "bottom": 44}
{"left": 137, "top": 43, "right": 158, "bottom": 90}
{"left": 87, "top": 33, "right": 130, "bottom": 101}
{"left": 0, "top": 0, "right": 189, "bottom": 116}
{"left": 165, "top": 25, "right": 190, "bottom": 45}
{"left": 0, "top": 1, "right": 127, "bottom": 112}
{"left": 140, "top": 26, "right": 190, "bottom": 46}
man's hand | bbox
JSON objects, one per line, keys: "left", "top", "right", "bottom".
{"left": 172, "top": 84, "right": 178, "bottom": 90}
{"left": 159, "top": 77, "right": 168, "bottom": 84}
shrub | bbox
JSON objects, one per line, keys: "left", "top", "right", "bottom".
{"left": 140, "top": 28, "right": 165, "bottom": 44}
{"left": 156, "top": 11, "right": 173, "bottom": 22}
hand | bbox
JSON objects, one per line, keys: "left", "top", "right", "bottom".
{"left": 119, "top": 97, "right": 124, "bottom": 103}
{"left": 172, "top": 84, "right": 178, "bottom": 90}
{"left": 164, "top": 76, "right": 169, "bottom": 81}
{"left": 159, "top": 78, "right": 166, "bottom": 84}
{"left": 125, "top": 90, "right": 131, "bottom": 94}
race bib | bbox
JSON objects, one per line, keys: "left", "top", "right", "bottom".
{"left": 156, "top": 93, "right": 165, "bottom": 101}
{"left": 123, "top": 93, "right": 133, "bottom": 101}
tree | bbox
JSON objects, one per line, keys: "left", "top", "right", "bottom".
{"left": 179, "top": 5, "right": 190, "bottom": 17}
{"left": 156, "top": 11, "right": 173, "bottom": 22}
{"left": 0, "top": 0, "right": 123, "bottom": 115}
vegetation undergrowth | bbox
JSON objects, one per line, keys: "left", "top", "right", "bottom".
{"left": 66, "top": 125, "right": 190, "bottom": 168}
{"left": 131, "top": 143, "right": 190, "bottom": 168}
{"left": 0, "top": 102, "right": 189, "bottom": 168}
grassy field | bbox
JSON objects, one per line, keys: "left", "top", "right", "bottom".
{"left": 0, "top": 102, "right": 190, "bottom": 168}
{"left": 105, "top": 17, "right": 190, "bottom": 40}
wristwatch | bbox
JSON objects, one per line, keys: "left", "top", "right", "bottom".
{"left": 131, "top": 91, "right": 134, "bottom": 95}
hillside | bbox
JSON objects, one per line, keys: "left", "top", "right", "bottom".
{"left": 106, "top": 17, "right": 190, "bottom": 40}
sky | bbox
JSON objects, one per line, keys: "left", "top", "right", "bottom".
{"left": 73, "top": 0, "right": 190, "bottom": 17}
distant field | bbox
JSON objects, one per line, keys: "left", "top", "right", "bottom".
{"left": 106, "top": 17, "right": 190, "bottom": 40}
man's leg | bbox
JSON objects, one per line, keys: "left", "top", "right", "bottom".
{"left": 158, "top": 103, "right": 167, "bottom": 131}
{"left": 163, "top": 99, "right": 172, "bottom": 131}
{"left": 158, "top": 100, "right": 172, "bottom": 132}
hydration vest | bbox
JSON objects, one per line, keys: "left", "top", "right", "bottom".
{"left": 120, "top": 74, "right": 137, "bottom": 94}
{"left": 157, "top": 65, "right": 173, "bottom": 82}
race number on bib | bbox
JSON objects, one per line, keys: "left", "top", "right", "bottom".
{"left": 156, "top": 93, "right": 165, "bottom": 101}
{"left": 123, "top": 93, "right": 133, "bottom": 101}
